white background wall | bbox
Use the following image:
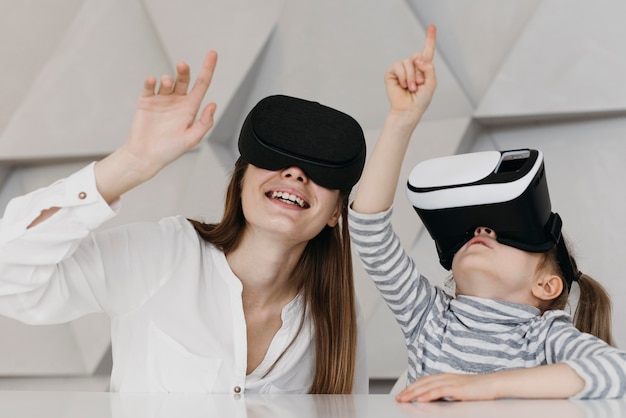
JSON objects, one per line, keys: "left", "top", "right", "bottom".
{"left": 1, "top": 0, "right": 626, "bottom": 389}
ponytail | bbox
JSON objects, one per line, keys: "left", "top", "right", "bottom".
{"left": 542, "top": 244, "right": 614, "bottom": 346}
{"left": 573, "top": 272, "right": 614, "bottom": 346}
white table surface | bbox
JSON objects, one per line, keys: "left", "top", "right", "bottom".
{"left": 2, "top": 391, "right": 626, "bottom": 418}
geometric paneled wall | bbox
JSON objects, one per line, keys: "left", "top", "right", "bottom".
{"left": 2, "top": 0, "right": 626, "bottom": 389}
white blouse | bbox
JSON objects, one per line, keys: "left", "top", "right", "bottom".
{"left": 0, "top": 163, "right": 368, "bottom": 393}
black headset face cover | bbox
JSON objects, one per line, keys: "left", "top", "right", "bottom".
{"left": 237, "top": 95, "right": 366, "bottom": 191}
{"left": 406, "top": 149, "right": 558, "bottom": 270}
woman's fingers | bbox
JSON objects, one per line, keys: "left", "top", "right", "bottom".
{"left": 157, "top": 75, "right": 174, "bottom": 95}
{"left": 141, "top": 76, "right": 157, "bottom": 97}
{"left": 187, "top": 50, "right": 218, "bottom": 110}
{"left": 172, "top": 61, "right": 191, "bottom": 95}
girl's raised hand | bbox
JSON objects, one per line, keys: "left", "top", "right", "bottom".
{"left": 384, "top": 25, "right": 437, "bottom": 121}
{"left": 351, "top": 25, "right": 437, "bottom": 215}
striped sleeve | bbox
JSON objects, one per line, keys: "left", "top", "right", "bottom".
{"left": 348, "top": 206, "right": 439, "bottom": 344}
{"left": 545, "top": 315, "right": 626, "bottom": 399}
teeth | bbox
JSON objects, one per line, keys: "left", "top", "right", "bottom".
{"left": 271, "top": 191, "right": 305, "bottom": 208}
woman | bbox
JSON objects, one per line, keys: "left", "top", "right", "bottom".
{"left": 0, "top": 51, "right": 368, "bottom": 393}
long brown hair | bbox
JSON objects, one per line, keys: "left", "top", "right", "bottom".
{"left": 187, "top": 157, "right": 357, "bottom": 393}
{"left": 541, "top": 243, "right": 614, "bottom": 346}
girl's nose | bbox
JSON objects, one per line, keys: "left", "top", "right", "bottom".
{"left": 281, "top": 166, "right": 309, "bottom": 183}
{"left": 474, "top": 226, "right": 496, "bottom": 238}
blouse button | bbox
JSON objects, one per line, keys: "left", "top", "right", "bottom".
{"left": 78, "top": 191, "right": 87, "bottom": 200}
{"left": 233, "top": 386, "right": 242, "bottom": 394}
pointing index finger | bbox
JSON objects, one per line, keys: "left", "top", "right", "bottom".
{"left": 422, "top": 24, "right": 436, "bottom": 62}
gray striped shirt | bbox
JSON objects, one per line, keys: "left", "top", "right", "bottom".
{"left": 349, "top": 207, "right": 626, "bottom": 399}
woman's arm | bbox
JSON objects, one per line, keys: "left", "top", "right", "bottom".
{"left": 0, "top": 52, "right": 219, "bottom": 321}
{"left": 94, "top": 51, "right": 218, "bottom": 204}
{"left": 27, "top": 50, "right": 219, "bottom": 228}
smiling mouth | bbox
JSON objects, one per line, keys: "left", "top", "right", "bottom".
{"left": 268, "top": 191, "right": 309, "bottom": 208}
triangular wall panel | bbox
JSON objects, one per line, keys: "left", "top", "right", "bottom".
{"left": 406, "top": 0, "right": 542, "bottom": 105}
{"left": 0, "top": 0, "right": 171, "bottom": 161}
{"left": 476, "top": 0, "right": 626, "bottom": 120}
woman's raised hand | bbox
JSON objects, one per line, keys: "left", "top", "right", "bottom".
{"left": 124, "top": 50, "right": 218, "bottom": 178}
{"left": 95, "top": 51, "right": 218, "bottom": 203}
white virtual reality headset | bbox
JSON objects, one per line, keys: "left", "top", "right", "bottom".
{"left": 406, "top": 149, "right": 577, "bottom": 287}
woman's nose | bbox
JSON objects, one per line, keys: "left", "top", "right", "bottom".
{"left": 474, "top": 226, "right": 496, "bottom": 237}
{"left": 281, "top": 166, "right": 308, "bottom": 183}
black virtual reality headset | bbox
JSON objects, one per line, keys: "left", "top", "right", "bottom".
{"left": 406, "top": 149, "right": 578, "bottom": 287}
{"left": 238, "top": 95, "right": 366, "bottom": 191}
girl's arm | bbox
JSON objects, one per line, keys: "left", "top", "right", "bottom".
{"left": 349, "top": 25, "right": 442, "bottom": 360}
{"left": 396, "top": 363, "right": 584, "bottom": 402}
{"left": 351, "top": 25, "right": 437, "bottom": 214}
{"left": 397, "top": 319, "right": 626, "bottom": 401}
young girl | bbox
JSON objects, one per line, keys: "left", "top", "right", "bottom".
{"left": 350, "top": 25, "right": 626, "bottom": 401}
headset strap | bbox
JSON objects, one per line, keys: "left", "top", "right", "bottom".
{"left": 546, "top": 212, "right": 579, "bottom": 289}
